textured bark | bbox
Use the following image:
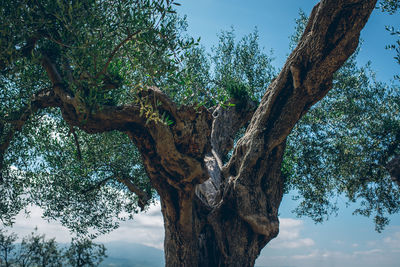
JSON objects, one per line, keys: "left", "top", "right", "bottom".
{"left": 0, "top": 0, "right": 377, "bottom": 266}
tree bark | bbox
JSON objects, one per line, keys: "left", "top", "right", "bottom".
{"left": 154, "top": 1, "right": 376, "bottom": 266}
{"left": 0, "top": 0, "right": 377, "bottom": 266}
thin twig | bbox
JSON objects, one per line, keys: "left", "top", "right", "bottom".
{"left": 69, "top": 126, "right": 82, "bottom": 160}
{"left": 82, "top": 177, "right": 113, "bottom": 194}
{"left": 96, "top": 30, "right": 142, "bottom": 79}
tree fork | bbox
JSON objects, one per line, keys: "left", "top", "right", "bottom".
{"left": 0, "top": 0, "right": 378, "bottom": 266}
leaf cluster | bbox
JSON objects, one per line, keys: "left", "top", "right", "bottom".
{"left": 165, "top": 28, "right": 276, "bottom": 107}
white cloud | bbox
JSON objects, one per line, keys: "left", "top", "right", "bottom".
{"left": 11, "top": 205, "right": 72, "bottom": 243}
{"left": 267, "top": 218, "right": 315, "bottom": 249}
{"left": 272, "top": 238, "right": 315, "bottom": 249}
{"left": 383, "top": 231, "right": 400, "bottom": 249}
{"left": 333, "top": 240, "right": 344, "bottom": 245}
{"left": 280, "top": 218, "right": 303, "bottom": 228}
{"left": 96, "top": 202, "right": 164, "bottom": 249}
{"left": 8, "top": 202, "right": 165, "bottom": 250}
{"left": 291, "top": 250, "right": 319, "bottom": 260}
{"left": 353, "top": 249, "right": 383, "bottom": 256}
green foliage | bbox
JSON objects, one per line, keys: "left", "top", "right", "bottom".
{"left": 64, "top": 238, "right": 106, "bottom": 267}
{"left": 0, "top": 0, "right": 181, "bottom": 235}
{"left": 0, "top": 229, "right": 17, "bottom": 266}
{"left": 13, "top": 110, "right": 153, "bottom": 236}
{"left": 0, "top": 228, "right": 106, "bottom": 267}
{"left": 0, "top": 0, "right": 196, "bottom": 118}
{"left": 166, "top": 28, "right": 276, "bottom": 106}
{"left": 212, "top": 28, "right": 276, "bottom": 102}
{"left": 379, "top": 0, "right": 400, "bottom": 14}
{"left": 288, "top": 10, "right": 308, "bottom": 51}
{"left": 1, "top": 0, "right": 399, "bottom": 238}
{"left": 379, "top": 0, "right": 400, "bottom": 80}
{"left": 385, "top": 25, "right": 400, "bottom": 80}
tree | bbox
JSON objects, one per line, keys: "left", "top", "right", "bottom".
{"left": 0, "top": 229, "right": 17, "bottom": 267}
{"left": 0, "top": 0, "right": 395, "bottom": 266}
{"left": 0, "top": 229, "right": 106, "bottom": 267}
{"left": 18, "top": 229, "right": 64, "bottom": 267}
{"left": 64, "top": 238, "right": 106, "bottom": 267}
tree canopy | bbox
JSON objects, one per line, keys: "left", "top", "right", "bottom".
{"left": 0, "top": 0, "right": 399, "bottom": 265}
{"left": 1, "top": 0, "right": 399, "bottom": 232}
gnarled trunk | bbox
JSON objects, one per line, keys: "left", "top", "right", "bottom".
{"left": 162, "top": 204, "right": 273, "bottom": 267}
{"left": 0, "top": 0, "right": 377, "bottom": 266}
{"left": 156, "top": 140, "right": 286, "bottom": 267}
{"left": 161, "top": 186, "right": 282, "bottom": 267}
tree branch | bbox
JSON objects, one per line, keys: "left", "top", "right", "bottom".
{"left": 115, "top": 176, "right": 150, "bottom": 211}
{"left": 221, "top": 0, "right": 377, "bottom": 236}
{"left": 386, "top": 156, "right": 400, "bottom": 186}
{"left": 82, "top": 177, "right": 114, "bottom": 194}
{"left": 69, "top": 127, "right": 82, "bottom": 161}
{"left": 40, "top": 54, "right": 146, "bottom": 133}
{"left": 96, "top": 30, "right": 142, "bottom": 79}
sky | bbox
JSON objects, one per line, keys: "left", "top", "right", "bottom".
{"left": 4, "top": 1, "right": 400, "bottom": 267}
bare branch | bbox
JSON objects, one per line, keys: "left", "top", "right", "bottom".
{"left": 69, "top": 127, "right": 82, "bottom": 161}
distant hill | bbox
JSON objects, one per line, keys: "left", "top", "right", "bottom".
{"left": 100, "top": 242, "right": 164, "bottom": 267}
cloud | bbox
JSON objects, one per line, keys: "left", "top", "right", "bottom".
{"left": 11, "top": 205, "right": 72, "bottom": 243}
{"left": 291, "top": 250, "right": 319, "bottom": 260}
{"left": 353, "top": 249, "right": 383, "bottom": 256}
{"left": 267, "top": 218, "right": 315, "bottom": 249}
{"left": 333, "top": 240, "right": 344, "bottom": 245}
{"left": 383, "top": 231, "right": 400, "bottom": 249}
{"left": 8, "top": 202, "right": 165, "bottom": 250}
{"left": 96, "top": 202, "right": 164, "bottom": 249}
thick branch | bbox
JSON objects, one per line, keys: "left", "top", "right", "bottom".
{"left": 41, "top": 55, "right": 145, "bottom": 133}
{"left": 41, "top": 54, "right": 212, "bottom": 195}
{"left": 211, "top": 98, "right": 258, "bottom": 159}
{"left": 222, "top": 0, "right": 377, "bottom": 236}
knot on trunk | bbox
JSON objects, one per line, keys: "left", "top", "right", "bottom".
{"left": 234, "top": 182, "right": 280, "bottom": 237}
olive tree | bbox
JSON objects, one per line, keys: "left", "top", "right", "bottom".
{"left": 1, "top": 0, "right": 398, "bottom": 266}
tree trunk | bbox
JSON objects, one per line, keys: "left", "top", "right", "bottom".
{"left": 161, "top": 193, "right": 281, "bottom": 267}
{"left": 0, "top": 0, "right": 377, "bottom": 266}
{"left": 157, "top": 141, "right": 285, "bottom": 267}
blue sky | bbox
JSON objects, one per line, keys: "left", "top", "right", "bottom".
{"left": 179, "top": 0, "right": 399, "bottom": 82}
{"left": 7, "top": 1, "right": 400, "bottom": 267}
